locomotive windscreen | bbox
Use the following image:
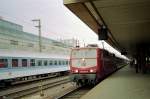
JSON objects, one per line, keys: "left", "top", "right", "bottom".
{"left": 71, "top": 48, "right": 97, "bottom": 68}
{"left": 71, "top": 48, "right": 97, "bottom": 58}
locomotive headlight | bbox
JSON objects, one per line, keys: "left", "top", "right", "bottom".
{"left": 82, "top": 58, "right": 85, "bottom": 61}
{"left": 75, "top": 69, "right": 78, "bottom": 73}
{"left": 90, "top": 69, "right": 94, "bottom": 73}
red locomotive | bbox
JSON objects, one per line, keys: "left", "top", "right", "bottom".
{"left": 70, "top": 46, "right": 125, "bottom": 85}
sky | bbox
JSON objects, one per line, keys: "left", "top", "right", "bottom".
{"left": 0, "top": 0, "right": 98, "bottom": 44}
{"left": 0, "top": 0, "right": 128, "bottom": 59}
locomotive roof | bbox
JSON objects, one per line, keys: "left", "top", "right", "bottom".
{"left": 71, "top": 47, "right": 109, "bottom": 52}
{"left": 71, "top": 47, "right": 127, "bottom": 60}
{"left": 71, "top": 47, "right": 120, "bottom": 57}
{"left": 0, "top": 49, "right": 69, "bottom": 59}
{"left": 71, "top": 47, "right": 99, "bottom": 49}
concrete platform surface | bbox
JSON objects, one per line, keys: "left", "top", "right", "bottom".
{"left": 81, "top": 66, "right": 150, "bottom": 99}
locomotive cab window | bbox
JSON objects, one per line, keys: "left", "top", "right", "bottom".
{"left": 72, "top": 48, "right": 97, "bottom": 58}
{"left": 71, "top": 48, "right": 97, "bottom": 68}
{"left": 22, "top": 59, "right": 27, "bottom": 67}
{"left": 0, "top": 59, "right": 8, "bottom": 68}
{"left": 12, "top": 59, "right": 18, "bottom": 67}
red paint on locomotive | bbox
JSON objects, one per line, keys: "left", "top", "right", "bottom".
{"left": 70, "top": 47, "right": 122, "bottom": 85}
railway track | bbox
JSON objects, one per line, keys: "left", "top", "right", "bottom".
{"left": 59, "top": 86, "right": 93, "bottom": 99}
{"left": 0, "top": 76, "right": 70, "bottom": 99}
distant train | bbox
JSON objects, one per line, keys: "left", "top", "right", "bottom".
{"left": 0, "top": 50, "right": 69, "bottom": 87}
{"left": 70, "top": 47, "right": 126, "bottom": 85}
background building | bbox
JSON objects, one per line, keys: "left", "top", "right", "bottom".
{"left": 59, "top": 38, "right": 77, "bottom": 47}
{"left": 0, "top": 19, "right": 71, "bottom": 55}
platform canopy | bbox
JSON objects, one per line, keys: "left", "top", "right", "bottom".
{"left": 64, "top": 0, "right": 150, "bottom": 57}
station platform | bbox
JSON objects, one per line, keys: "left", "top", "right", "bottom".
{"left": 81, "top": 65, "right": 150, "bottom": 99}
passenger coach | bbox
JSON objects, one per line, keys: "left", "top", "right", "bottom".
{"left": 0, "top": 50, "right": 69, "bottom": 87}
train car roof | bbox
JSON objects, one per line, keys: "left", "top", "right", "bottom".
{"left": 0, "top": 49, "right": 69, "bottom": 59}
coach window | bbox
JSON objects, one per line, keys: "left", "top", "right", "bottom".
{"left": 66, "top": 61, "right": 68, "bottom": 65}
{"left": 22, "top": 59, "right": 27, "bottom": 67}
{"left": 103, "top": 51, "right": 109, "bottom": 57}
{"left": 44, "top": 60, "right": 48, "bottom": 66}
{"left": 59, "top": 61, "right": 61, "bottom": 65}
{"left": 63, "top": 61, "right": 65, "bottom": 65}
{"left": 37, "top": 60, "right": 42, "bottom": 66}
{"left": 30, "top": 59, "right": 35, "bottom": 66}
{"left": 0, "top": 59, "right": 8, "bottom": 68}
{"left": 54, "top": 61, "right": 57, "bottom": 65}
{"left": 49, "top": 60, "right": 53, "bottom": 65}
{"left": 12, "top": 59, "right": 18, "bottom": 67}
{"left": 148, "top": 57, "right": 150, "bottom": 63}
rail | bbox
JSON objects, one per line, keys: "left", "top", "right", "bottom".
{"left": 0, "top": 76, "right": 70, "bottom": 99}
{"left": 58, "top": 86, "right": 93, "bottom": 99}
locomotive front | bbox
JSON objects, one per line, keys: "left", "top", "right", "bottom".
{"left": 70, "top": 47, "right": 98, "bottom": 85}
